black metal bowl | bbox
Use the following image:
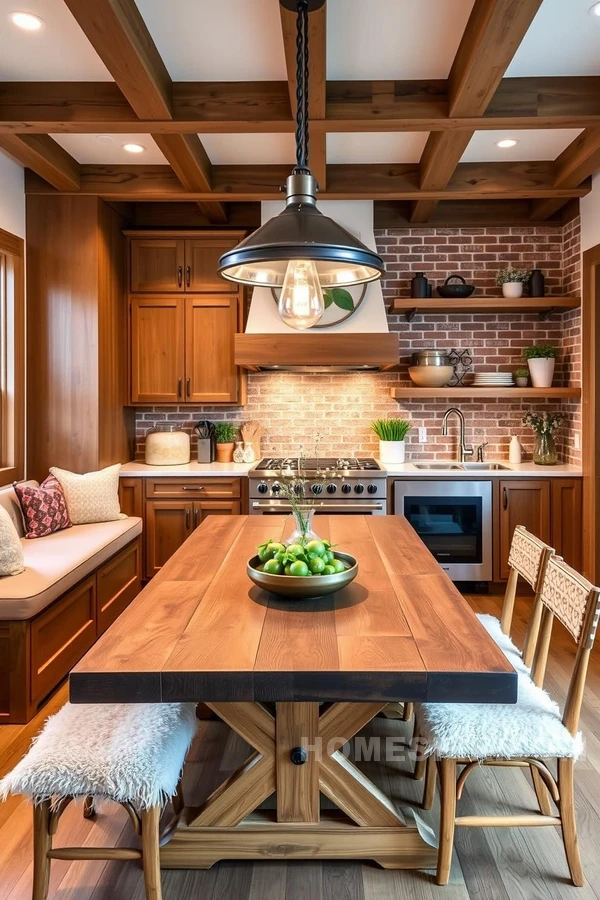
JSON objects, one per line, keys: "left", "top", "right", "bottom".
{"left": 436, "top": 275, "right": 475, "bottom": 298}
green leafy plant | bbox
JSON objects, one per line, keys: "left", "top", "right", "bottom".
{"left": 523, "top": 411, "right": 563, "bottom": 435}
{"left": 514, "top": 367, "right": 530, "bottom": 378}
{"left": 323, "top": 287, "right": 354, "bottom": 311}
{"left": 370, "top": 418, "right": 412, "bottom": 442}
{"left": 214, "top": 422, "right": 238, "bottom": 444}
{"left": 495, "top": 267, "right": 531, "bottom": 286}
{"left": 523, "top": 344, "right": 559, "bottom": 360}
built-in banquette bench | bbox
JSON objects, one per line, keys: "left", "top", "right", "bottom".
{"left": 0, "top": 483, "right": 142, "bottom": 723}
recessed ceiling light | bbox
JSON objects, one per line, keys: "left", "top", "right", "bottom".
{"left": 95, "top": 134, "right": 114, "bottom": 144}
{"left": 589, "top": 2, "right": 600, "bottom": 16}
{"left": 122, "top": 143, "right": 146, "bottom": 154}
{"left": 496, "top": 139, "right": 518, "bottom": 149}
{"left": 9, "top": 11, "right": 43, "bottom": 30}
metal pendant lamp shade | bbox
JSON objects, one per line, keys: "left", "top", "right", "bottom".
{"left": 218, "top": 0, "right": 384, "bottom": 293}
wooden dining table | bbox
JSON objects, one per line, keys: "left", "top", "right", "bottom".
{"left": 70, "top": 514, "right": 516, "bottom": 871}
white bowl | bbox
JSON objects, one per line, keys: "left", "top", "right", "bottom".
{"left": 408, "top": 365, "right": 454, "bottom": 387}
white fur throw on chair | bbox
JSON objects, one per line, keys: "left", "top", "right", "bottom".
{"left": 476, "top": 613, "right": 529, "bottom": 673}
{"left": 0, "top": 702, "right": 197, "bottom": 809}
{"left": 415, "top": 672, "right": 583, "bottom": 761}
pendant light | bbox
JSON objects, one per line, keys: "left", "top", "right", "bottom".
{"left": 218, "top": 0, "right": 384, "bottom": 330}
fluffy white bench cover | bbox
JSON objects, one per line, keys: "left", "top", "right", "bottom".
{"left": 0, "top": 702, "right": 198, "bottom": 809}
{"left": 0, "top": 518, "right": 142, "bottom": 620}
{"left": 415, "top": 673, "right": 583, "bottom": 760}
{"left": 476, "top": 613, "right": 529, "bottom": 674}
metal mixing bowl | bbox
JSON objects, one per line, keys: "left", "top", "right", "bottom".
{"left": 247, "top": 551, "right": 358, "bottom": 599}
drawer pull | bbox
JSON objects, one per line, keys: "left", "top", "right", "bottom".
{"left": 182, "top": 485, "right": 204, "bottom": 491}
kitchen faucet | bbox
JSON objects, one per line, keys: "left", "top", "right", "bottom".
{"left": 441, "top": 408, "right": 474, "bottom": 463}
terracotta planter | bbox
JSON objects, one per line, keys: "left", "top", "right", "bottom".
{"left": 502, "top": 282, "right": 524, "bottom": 298}
{"left": 527, "top": 357, "right": 555, "bottom": 388}
{"left": 515, "top": 376, "right": 529, "bottom": 387}
{"left": 216, "top": 442, "right": 235, "bottom": 463}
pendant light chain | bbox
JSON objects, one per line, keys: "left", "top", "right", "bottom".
{"left": 294, "top": 0, "right": 310, "bottom": 173}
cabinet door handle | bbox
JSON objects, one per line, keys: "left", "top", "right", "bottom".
{"left": 177, "top": 265, "right": 183, "bottom": 287}
{"left": 185, "top": 506, "right": 190, "bottom": 529}
{"left": 194, "top": 507, "right": 199, "bottom": 528}
{"left": 186, "top": 265, "right": 191, "bottom": 287}
{"left": 503, "top": 487, "right": 508, "bottom": 510}
{"left": 186, "top": 377, "right": 191, "bottom": 398}
{"left": 177, "top": 377, "right": 183, "bottom": 398}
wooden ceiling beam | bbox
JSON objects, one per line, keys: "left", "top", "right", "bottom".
{"left": 280, "top": 3, "right": 326, "bottom": 188}
{"left": 1, "top": 77, "right": 599, "bottom": 133}
{"left": 413, "top": 0, "right": 544, "bottom": 223}
{"left": 0, "top": 134, "right": 80, "bottom": 190}
{"left": 152, "top": 134, "right": 227, "bottom": 223}
{"left": 23, "top": 162, "right": 590, "bottom": 202}
{"left": 530, "top": 127, "right": 600, "bottom": 220}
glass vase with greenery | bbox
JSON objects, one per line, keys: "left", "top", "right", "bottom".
{"left": 274, "top": 438, "right": 329, "bottom": 546}
{"left": 523, "top": 411, "right": 562, "bottom": 466}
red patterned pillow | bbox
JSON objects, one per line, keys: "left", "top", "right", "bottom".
{"left": 14, "top": 475, "right": 72, "bottom": 539}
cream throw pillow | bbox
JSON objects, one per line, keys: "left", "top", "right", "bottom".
{"left": 50, "top": 464, "right": 122, "bottom": 525}
{"left": 0, "top": 505, "right": 25, "bottom": 576}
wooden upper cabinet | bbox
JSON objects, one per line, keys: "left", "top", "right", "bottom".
{"left": 130, "top": 297, "right": 185, "bottom": 403}
{"left": 131, "top": 239, "right": 185, "bottom": 292}
{"left": 185, "top": 239, "right": 238, "bottom": 292}
{"left": 185, "top": 296, "right": 239, "bottom": 403}
{"left": 497, "top": 480, "right": 551, "bottom": 580}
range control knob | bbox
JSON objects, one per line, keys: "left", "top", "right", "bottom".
{"left": 326, "top": 483, "right": 337, "bottom": 494}
{"left": 311, "top": 483, "right": 323, "bottom": 495}
{"left": 367, "top": 483, "right": 378, "bottom": 495}
{"left": 341, "top": 483, "right": 352, "bottom": 494}
{"left": 257, "top": 482, "right": 268, "bottom": 494}
{"left": 354, "top": 483, "right": 365, "bottom": 494}
{"left": 294, "top": 483, "right": 303, "bottom": 495}
{"left": 271, "top": 482, "right": 281, "bottom": 494}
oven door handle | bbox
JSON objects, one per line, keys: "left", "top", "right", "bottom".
{"left": 251, "top": 501, "right": 385, "bottom": 512}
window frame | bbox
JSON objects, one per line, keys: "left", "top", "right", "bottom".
{"left": 0, "top": 226, "right": 25, "bottom": 486}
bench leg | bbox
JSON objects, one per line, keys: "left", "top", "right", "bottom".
{"left": 141, "top": 805, "right": 162, "bottom": 900}
{"left": 32, "top": 800, "right": 52, "bottom": 900}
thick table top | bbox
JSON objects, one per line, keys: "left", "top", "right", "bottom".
{"left": 70, "top": 515, "right": 516, "bottom": 705}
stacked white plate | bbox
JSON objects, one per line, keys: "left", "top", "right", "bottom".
{"left": 472, "top": 373, "right": 514, "bottom": 386}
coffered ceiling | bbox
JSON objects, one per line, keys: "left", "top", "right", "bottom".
{"left": 0, "top": 0, "right": 599, "bottom": 227}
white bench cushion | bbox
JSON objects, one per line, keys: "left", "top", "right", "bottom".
{"left": 476, "top": 613, "right": 529, "bottom": 674}
{"left": 415, "top": 672, "right": 583, "bottom": 760}
{"left": 0, "top": 702, "right": 197, "bottom": 808}
{"left": 0, "top": 517, "right": 142, "bottom": 620}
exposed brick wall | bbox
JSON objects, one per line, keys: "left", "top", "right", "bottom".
{"left": 135, "top": 220, "right": 582, "bottom": 466}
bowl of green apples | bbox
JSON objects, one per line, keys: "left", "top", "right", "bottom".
{"left": 248, "top": 537, "right": 358, "bottom": 599}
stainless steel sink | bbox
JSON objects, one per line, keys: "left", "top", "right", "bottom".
{"left": 413, "top": 461, "right": 511, "bottom": 471}
{"left": 412, "top": 463, "right": 464, "bottom": 470}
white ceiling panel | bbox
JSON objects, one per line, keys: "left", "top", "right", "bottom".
{"left": 50, "top": 134, "right": 168, "bottom": 164}
{"left": 327, "top": 0, "right": 475, "bottom": 80}
{"left": 507, "top": 0, "right": 600, "bottom": 77}
{"left": 201, "top": 133, "right": 296, "bottom": 165}
{"left": 461, "top": 129, "right": 584, "bottom": 163}
{"left": 0, "top": 0, "right": 111, "bottom": 80}
{"left": 327, "top": 132, "right": 428, "bottom": 164}
{"left": 135, "top": 0, "right": 287, "bottom": 81}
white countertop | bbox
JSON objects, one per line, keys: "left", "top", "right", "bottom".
{"left": 378, "top": 460, "right": 583, "bottom": 477}
{"left": 119, "top": 461, "right": 255, "bottom": 477}
{"left": 120, "top": 459, "right": 582, "bottom": 478}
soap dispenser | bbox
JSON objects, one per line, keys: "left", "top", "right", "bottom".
{"left": 509, "top": 435, "right": 522, "bottom": 464}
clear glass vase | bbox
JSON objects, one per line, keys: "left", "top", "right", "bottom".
{"left": 285, "top": 506, "right": 320, "bottom": 546}
{"left": 533, "top": 431, "right": 558, "bottom": 465}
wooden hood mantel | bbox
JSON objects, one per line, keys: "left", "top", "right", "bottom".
{"left": 234, "top": 333, "right": 399, "bottom": 371}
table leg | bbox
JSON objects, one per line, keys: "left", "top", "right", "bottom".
{"left": 160, "top": 700, "right": 437, "bottom": 870}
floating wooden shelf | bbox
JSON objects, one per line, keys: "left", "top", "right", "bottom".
{"left": 390, "top": 386, "right": 581, "bottom": 400}
{"left": 390, "top": 296, "right": 581, "bottom": 321}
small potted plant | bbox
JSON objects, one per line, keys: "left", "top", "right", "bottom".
{"left": 214, "top": 422, "right": 238, "bottom": 463}
{"left": 523, "top": 411, "right": 563, "bottom": 466}
{"left": 514, "top": 367, "right": 530, "bottom": 387}
{"left": 371, "top": 418, "right": 412, "bottom": 464}
{"left": 523, "top": 343, "right": 559, "bottom": 388}
{"left": 496, "top": 267, "right": 531, "bottom": 299}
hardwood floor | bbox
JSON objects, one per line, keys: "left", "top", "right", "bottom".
{"left": 2, "top": 593, "right": 600, "bottom": 899}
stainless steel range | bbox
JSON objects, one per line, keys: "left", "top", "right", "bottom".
{"left": 248, "top": 457, "right": 388, "bottom": 515}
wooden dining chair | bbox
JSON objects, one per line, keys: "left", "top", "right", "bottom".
{"left": 414, "top": 555, "right": 600, "bottom": 886}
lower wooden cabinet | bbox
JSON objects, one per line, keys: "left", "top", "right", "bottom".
{"left": 145, "top": 498, "right": 241, "bottom": 578}
{"left": 551, "top": 478, "right": 583, "bottom": 571}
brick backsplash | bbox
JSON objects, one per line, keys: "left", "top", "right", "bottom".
{"left": 135, "top": 221, "right": 582, "bottom": 466}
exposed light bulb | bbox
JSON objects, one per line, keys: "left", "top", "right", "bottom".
{"left": 589, "top": 2, "right": 600, "bottom": 15}
{"left": 278, "top": 259, "right": 324, "bottom": 330}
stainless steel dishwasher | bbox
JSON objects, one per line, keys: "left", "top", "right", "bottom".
{"left": 394, "top": 480, "right": 493, "bottom": 581}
